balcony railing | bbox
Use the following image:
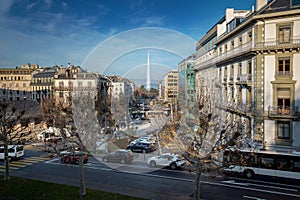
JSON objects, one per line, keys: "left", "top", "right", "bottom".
{"left": 255, "top": 39, "right": 300, "bottom": 50}
{"left": 237, "top": 74, "right": 252, "bottom": 84}
{"left": 215, "top": 101, "right": 253, "bottom": 114}
{"left": 268, "top": 106, "right": 299, "bottom": 118}
{"left": 275, "top": 71, "right": 293, "bottom": 77}
{"left": 194, "top": 38, "right": 300, "bottom": 70}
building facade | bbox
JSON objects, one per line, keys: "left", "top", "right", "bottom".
{"left": 0, "top": 64, "right": 38, "bottom": 102}
{"left": 31, "top": 70, "right": 55, "bottom": 103}
{"left": 163, "top": 70, "right": 178, "bottom": 103}
{"left": 187, "top": 0, "right": 300, "bottom": 152}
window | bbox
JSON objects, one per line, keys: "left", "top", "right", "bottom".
{"left": 239, "top": 36, "right": 242, "bottom": 46}
{"left": 278, "top": 58, "right": 290, "bottom": 76}
{"left": 248, "top": 31, "right": 252, "bottom": 42}
{"left": 59, "top": 81, "right": 64, "bottom": 88}
{"left": 277, "top": 87, "right": 291, "bottom": 115}
{"left": 260, "top": 157, "right": 274, "bottom": 169}
{"left": 231, "top": 40, "right": 234, "bottom": 49}
{"left": 248, "top": 61, "right": 252, "bottom": 74}
{"left": 291, "top": 0, "right": 300, "bottom": 6}
{"left": 278, "top": 26, "right": 290, "bottom": 43}
{"left": 277, "top": 121, "right": 290, "bottom": 139}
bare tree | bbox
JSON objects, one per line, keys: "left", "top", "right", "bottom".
{"left": 0, "top": 100, "right": 37, "bottom": 182}
{"left": 169, "top": 85, "right": 246, "bottom": 200}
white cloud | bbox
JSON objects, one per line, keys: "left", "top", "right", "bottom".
{"left": 142, "top": 16, "right": 165, "bottom": 26}
{"left": 26, "top": 2, "right": 38, "bottom": 10}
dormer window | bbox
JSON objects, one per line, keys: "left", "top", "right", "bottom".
{"left": 291, "top": 0, "right": 300, "bottom": 6}
{"left": 226, "top": 18, "right": 245, "bottom": 33}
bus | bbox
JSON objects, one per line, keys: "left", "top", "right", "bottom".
{"left": 223, "top": 149, "right": 300, "bottom": 180}
{"left": 0, "top": 145, "right": 25, "bottom": 160}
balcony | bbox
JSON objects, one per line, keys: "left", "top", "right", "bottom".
{"left": 275, "top": 71, "right": 293, "bottom": 78}
{"left": 215, "top": 101, "right": 253, "bottom": 116}
{"left": 268, "top": 106, "right": 300, "bottom": 119}
{"left": 236, "top": 74, "right": 252, "bottom": 86}
{"left": 194, "top": 38, "right": 300, "bottom": 72}
{"left": 255, "top": 39, "right": 300, "bottom": 51}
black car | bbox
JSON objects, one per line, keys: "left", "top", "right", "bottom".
{"left": 126, "top": 142, "right": 156, "bottom": 153}
{"left": 102, "top": 149, "right": 133, "bottom": 164}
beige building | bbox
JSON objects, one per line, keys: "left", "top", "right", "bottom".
{"left": 0, "top": 64, "right": 38, "bottom": 102}
{"left": 164, "top": 70, "right": 178, "bottom": 103}
{"left": 188, "top": 0, "right": 300, "bottom": 151}
{"left": 53, "top": 64, "right": 98, "bottom": 106}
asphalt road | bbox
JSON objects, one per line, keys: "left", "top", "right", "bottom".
{"left": 2, "top": 152, "right": 299, "bottom": 200}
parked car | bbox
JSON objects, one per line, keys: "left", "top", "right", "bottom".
{"left": 102, "top": 149, "right": 133, "bottom": 164}
{"left": 147, "top": 153, "right": 186, "bottom": 170}
{"left": 127, "top": 142, "right": 156, "bottom": 153}
{"left": 60, "top": 151, "right": 88, "bottom": 165}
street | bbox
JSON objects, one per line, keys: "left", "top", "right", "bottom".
{"left": 1, "top": 149, "right": 300, "bottom": 200}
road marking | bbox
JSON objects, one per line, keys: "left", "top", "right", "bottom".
{"left": 11, "top": 160, "right": 34, "bottom": 165}
{"left": 0, "top": 165, "right": 19, "bottom": 170}
{"left": 44, "top": 158, "right": 60, "bottom": 163}
{"left": 243, "top": 195, "right": 266, "bottom": 200}
{"left": 222, "top": 180, "right": 249, "bottom": 186}
{"left": 201, "top": 180, "right": 300, "bottom": 199}
{"left": 224, "top": 179, "right": 298, "bottom": 192}
{"left": 8, "top": 163, "right": 28, "bottom": 167}
{"left": 24, "top": 157, "right": 49, "bottom": 162}
{"left": 230, "top": 177, "right": 300, "bottom": 190}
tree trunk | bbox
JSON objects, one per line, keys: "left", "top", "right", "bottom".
{"left": 4, "top": 142, "right": 10, "bottom": 182}
{"left": 194, "top": 162, "right": 202, "bottom": 200}
{"left": 79, "top": 155, "right": 86, "bottom": 199}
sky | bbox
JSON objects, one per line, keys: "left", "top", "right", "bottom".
{"left": 0, "top": 0, "right": 255, "bottom": 86}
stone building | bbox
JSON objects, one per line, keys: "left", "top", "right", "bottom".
{"left": 184, "top": 0, "right": 300, "bottom": 151}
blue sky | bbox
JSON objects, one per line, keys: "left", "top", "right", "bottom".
{"left": 0, "top": 0, "right": 254, "bottom": 85}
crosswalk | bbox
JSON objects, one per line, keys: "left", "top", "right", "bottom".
{"left": 0, "top": 156, "right": 49, "bottom": 173}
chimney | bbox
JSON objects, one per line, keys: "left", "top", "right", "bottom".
{"left": 256, "top": 0, "right": 268, "bottom": 11}
{"left": 252, "top": 4, "right": 255, "bottom": 12}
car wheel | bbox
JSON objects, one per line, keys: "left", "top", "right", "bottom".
{"left": 75, "top": 160, "right": 79, "bottom": 165}
{"left": 120, "top": 159, "right": 125, "bottom": 164}
{"left": 150, "top": 161, "right": 156, "bottom": 168}
{"left": 243, "top": 169, "right": 254, "bottom": 179}
{"left": 170, "top": 163, "right": 177, "bottom": 170}
{"left": 142, "top": 149, "right": 147, "bottom": 153}
{"left": 103, "top": 157, "right": 108, "bottom": 162}
{"left": 61, "top": 159, "right": 65, "bottom": 164}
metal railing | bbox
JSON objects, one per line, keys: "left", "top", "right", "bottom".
{"left": 275, "top": 71, "right": 293, "bottom": 77}
{"left": 255, "top": 39, "right": 300, "bottom": 50}
{"left": 268, "top": 106, "right": 299, "bottom": 117}
{"left": 237, "top": 74, "right": 252, "bottom": 83}
{"left": 194, "top": 38, "right": 300, "bottom": 70}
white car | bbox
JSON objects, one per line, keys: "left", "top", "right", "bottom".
{"left": 147, "top": 153, "right": 186, "bottom": 170}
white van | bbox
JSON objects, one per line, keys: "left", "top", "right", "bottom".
{"left": 0, "top": 145, "right": 24, "bottom": 160}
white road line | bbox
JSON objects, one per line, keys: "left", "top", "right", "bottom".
{"left": 222, "top": 180, "right": 297, "bottom": 192}
{"left": 243, "top": 195, "right": 266, "bottom": 200}
{"left": 231, "top": 177, "right": 300, "bottom": 189}
{"left": 44, "top": 158, "right": 60, "bottom": 163}
{"left": 248, "top": 182, "right": 298, "bottom": 192}
{"left": 202, "top": 180, "right": 300, "bottom": 198}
